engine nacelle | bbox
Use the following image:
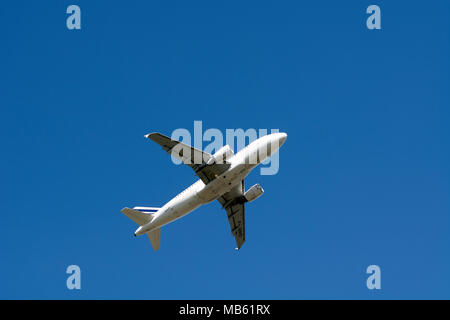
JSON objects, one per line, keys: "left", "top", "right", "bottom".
{"left": 244, "top": 184, "right": 264, "bottom": 202}
{"left": 207, "top": 145, "right": 234, "bottom": 165}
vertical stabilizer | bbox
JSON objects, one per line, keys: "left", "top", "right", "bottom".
{"left": 147, "top": 228, "right": 161, "bottom": 250}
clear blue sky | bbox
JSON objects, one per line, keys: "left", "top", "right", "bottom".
{"left": 1, "top": 1, "right": 449, "bottom": 299}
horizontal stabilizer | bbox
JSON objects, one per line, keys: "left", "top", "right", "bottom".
{"left": 133, "top": 207, "right": 160, "bottom": 214}
{"left": 121, "top": 207, "right": 158, "bottom": 226}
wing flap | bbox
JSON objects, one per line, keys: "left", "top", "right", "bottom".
{"left": 226, "top": 203, "right": 245, "bottom": 249}
{"left": 217, "top": 181, "right": 246, "bottom": 249}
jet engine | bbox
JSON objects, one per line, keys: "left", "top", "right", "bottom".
{"left": 244, "top": 184, "right": 264, "bottom": 202}
{"left": 207, "top": 145, "right": 234, "bottom": 165}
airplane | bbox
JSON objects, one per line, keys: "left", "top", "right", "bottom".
{"left": 121, "top": 131, "right": 287, "bottom": 250}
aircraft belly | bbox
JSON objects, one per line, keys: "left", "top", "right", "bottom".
{"left": 173, "top": 196, "right": 202, "bottom": 219}
{"left": 196, "top": 165, "right": 251, "bottom": 203}
{"left": 151, "top": 193, "right": 203, "bottom": 229}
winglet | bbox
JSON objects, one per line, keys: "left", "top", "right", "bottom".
{"left": 144, "top": 132, "right": 160, "bottom": 140}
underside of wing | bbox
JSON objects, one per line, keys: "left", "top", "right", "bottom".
{"left": 218, "top": 181, "right": 246, "bottom": 249}
{"left": 146, "top": 132, "right": 230, "bottom": 184}
{"left": 226, "top": 203, "right": 245, "bottom": 249}
{"left": 146, "top": 132, "right": 210, "bottom": 166}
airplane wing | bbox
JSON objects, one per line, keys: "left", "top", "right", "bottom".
{"left": 146, "top": 132, "right": 230, "bottom": 184}
{"left": 217, "top": 181, "right": 246, "bottom": 249}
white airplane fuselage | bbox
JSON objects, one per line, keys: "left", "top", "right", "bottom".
{"left": 134, "top": 132, "right": 287, "bottom": 236}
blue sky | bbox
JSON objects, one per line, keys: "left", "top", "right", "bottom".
{"left": 1, "top": 1, "right": 449, "bottom": 299}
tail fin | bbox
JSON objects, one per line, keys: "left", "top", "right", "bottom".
{"left": 147, "top": 228, "right": 161, "bottom": 250}
{"left": 121, "top": 206, "right": 160, "bottom": 226}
